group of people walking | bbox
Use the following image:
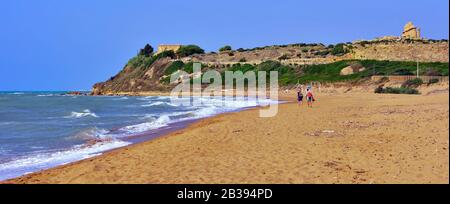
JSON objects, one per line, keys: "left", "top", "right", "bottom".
{"left": 296, "top": 85, "right": 315, "bottom": 108}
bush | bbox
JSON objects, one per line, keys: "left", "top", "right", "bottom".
{"left": 164, "top": 60, "right": 184, "bottom": 75}
{"left": 401, "top": 78, "right": 423, "bottom": 88}
{"left": 278, "top": 54, "right": 289, "bottom": 60}
{"left": 257, "top": 61, "right": 282, "bottom": 72}
{"left": 315, "top": 50, "right": 330, "bottom": 56}
{"left": 375, "top": 87, "right": 420, "bottom": 95}
{"left": 374, "top": 86, "right": 384, "bottom": 93}
{"left": 176, "top": 45, "right": 205, "bottom": 57}
{"left": 331, "top": 43, "right": 348, "bottom": 56}
{"left": 239, "top": 58, "right": 247, "bottom": 62}
{"left": 424, "top": 68, "right": 442, "bottom": 76}
{"left": 228, "top": 63, "right": 255, "bottom": 73}
{"left": 155, "top": 50, "right": 176, "bottom": 59}
{"left": 182, "top": 62, "right": 205, "bottom": 74}
{"left": 392, "top": 68, "right": 414, "bottom": 76}
{"left": 219, "top": 45, "right": 232, "bottom": 52}
{"left": 139, "top": 44, "right": 154, "bottom": 57}
{"left": 236, "top": 48, "right": 246, "bottom": 52}
{"left": 427, "top": 78, "right": 439, "bottom": 85}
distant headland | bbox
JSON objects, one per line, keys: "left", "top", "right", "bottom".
{"left": 92, "top": 22, "right": 449, "bottom": 95}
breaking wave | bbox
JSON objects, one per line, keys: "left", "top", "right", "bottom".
{"left": 0, "top": 140, "right": 130, "bottom": 181}
{"left": 65, "top": 109, "right": 98, "bottom": 119}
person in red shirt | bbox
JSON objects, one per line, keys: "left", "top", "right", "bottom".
{"left": 306, "top": 89, "right": 315, "bottom": 108}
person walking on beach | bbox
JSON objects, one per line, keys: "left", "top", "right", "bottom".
{"left": 306, "top": 88, "right": 315, "bottom": 108}
{"left": 297, "top": 88, "right": 304, "bottom": 106}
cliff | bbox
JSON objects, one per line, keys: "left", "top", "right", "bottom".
{"left": 350, "top": 40, "right": 448, "bottom": 62}
{"left": 92, "top": 57, "right": 172, "bottom": 95}
{"left": 92, "top": 40, "right": 449, "bottom": 95}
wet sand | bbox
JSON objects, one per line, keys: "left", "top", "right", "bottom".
{"left": 4, "top": 91, "right": 449, "bottom": 184}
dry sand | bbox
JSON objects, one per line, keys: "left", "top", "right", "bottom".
{"left": 4, "top": 90, "right": 449, "bottom": 184}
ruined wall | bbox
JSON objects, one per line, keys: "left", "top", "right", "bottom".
{"left": 157, "top": 45, "right": 181, "bottom": 54}
{"left": 401, "top": 22, "right": 421, "bottom": 39}
{"left": 351, "top": 41, "right": 449, "bottom": 62}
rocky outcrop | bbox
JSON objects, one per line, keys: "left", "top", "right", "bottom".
{"left": 350, "top": 40, "right": 448, "bottom": 63}
{"left": 340, "top": 63, "right": 366, "bottom": 76}
{"left": 92, "top": 58, "right": 173, "bottom": 95}
{"left": 92, "top": 39, "right": 448, "bottom": 95}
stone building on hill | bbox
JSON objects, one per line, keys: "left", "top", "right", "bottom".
{"left": 401, "top": 22, "right": 421, "bottom": 39}
{"left": 157, "top": 44, "right": 182, "bottom": 54}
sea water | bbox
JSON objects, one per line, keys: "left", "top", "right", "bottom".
{"left": 0, "top": 91, "right": 276, "bottom": 181}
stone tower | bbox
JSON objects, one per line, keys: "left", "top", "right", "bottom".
{"left": 401, "top": 22, "right": 421, "bottom": 39}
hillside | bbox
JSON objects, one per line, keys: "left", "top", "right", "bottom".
{"left": 92, "top": 39, "right": 449, "bottom": 95}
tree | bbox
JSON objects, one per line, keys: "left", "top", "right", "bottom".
{"left": 219, "top": 45, "right": 232, "bottom": 52}
{"left": 331, "top": 43, "right": 347, "bottom": 56}
{"left": 176, "top": 45, "right": 205, "bottom": 57}
{"left": 156, "top": 50, "right": 176, "bottom": 59}
{"left": 139, "top": 44, "right": 154, "bottom": 57}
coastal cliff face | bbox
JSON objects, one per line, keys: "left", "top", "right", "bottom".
{"left": 92, "top": 40, "right": 449, "bottom": 95}
{"left": 92, "top": 58, "right": 172, "bottom": 95}
{"left": 351, "top": 41, "right": 449, "bottom": 62}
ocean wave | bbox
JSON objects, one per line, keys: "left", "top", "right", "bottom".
{"left": 0, "top": 140, "right": 130, "bottom": 181}
{"left": 68, "top": 127, "right": 112, "bottom": 141}
{"left": 9, "top": 92, "right": 24, "bottom": 95}
{"left": 113, "top": 97, "right": 129, "bottom": 100}
{"left": 36, "top": 94, "right": 54, "bottom": 97}
{"left": 141, "top": 101, "right": 179, "bottom": 107}
{"left": 0, "top": 122, "right": 17, "bottom": 126}
{"left": 136, "top": 96, "right": 155, "bottom": 101}
{"left": 65, "top": 109, "right": 98, "bottom": 119}
{"left": 120, "top": 115, "right": 171, "bottom": 133}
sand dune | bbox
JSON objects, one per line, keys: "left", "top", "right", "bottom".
{"left": 5, "top": 91, "right": 449, "bottom": 184}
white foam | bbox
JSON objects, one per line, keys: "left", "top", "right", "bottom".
{"left": 69, "top": 127, "right": 111, "bottom": 141}
{"left": 113, "top": 97, "right": 128, "bottom": 100}
{"left": 36, "top": 94, "right": 54, "bottom": 97}
{"left": 65, "top": 109, "right": 98, "bottom": 119}
{"left": 0, "top": 140, "right": 130, "bottom": 181}
{"left": 141, "top": 101, "right": 179, "bottom": 107}
{"left": 120, "top": 115, "right": 171, "bottom": 133}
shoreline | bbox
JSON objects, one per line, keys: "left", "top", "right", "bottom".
{"left": 3, "top": 90, "right": 449, "bottom": 184}
{"left": 0, "top": 95, "right": 284, "bottom": 182}
{"left": 3, "top": 103, "right": 277, "bottom": 183}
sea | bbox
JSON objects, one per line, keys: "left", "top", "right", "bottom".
{"left": 0, "top": 91, "right": 277, "bottom": 181}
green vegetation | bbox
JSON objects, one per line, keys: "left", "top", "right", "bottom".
{"left": 219, "top": 45, "right": 232, "bottom": 52}
{"left": 375, "top": 87, "right": 420, "bottom": 95}
{"left": 296, "top": 60, "right": 448, "bottom": 83}
{"left": 176, "top": 45, "right": 205, "bottom": 57}
{"left": 330, "top": 43, "right": 348, "bottom": 56}
{"left": 159, "top": 59, "right": 448, "bottom": 87}
{"left": 164, "top": 60, "right": 184, "bottom": 75}
{"left": 427, "top": 78, "right": 440, "bottom": 85}
{"left": 401, "top": 78, "right": 423, "bottom": 88}
{"left": 139, "top": 44, "right": 154, "bottom": 57}
{"left": 127, "top": 49, "right": 176, "bottom": 69}
{"left": 157, "top": 50, "right": 176, "bottom": 59}
{"left": 224, "top": 61, "right": 298, "bottom": 86}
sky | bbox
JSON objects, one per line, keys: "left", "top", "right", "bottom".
{"left": 0, "top": 0, "right": 448, "bottom": 91}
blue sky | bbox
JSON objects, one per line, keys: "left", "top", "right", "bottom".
{"left": 0, "top": 0, "right": 448, "bottom": 91}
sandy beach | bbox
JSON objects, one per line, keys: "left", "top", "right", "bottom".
{"left": 4, "top": 88, "right": 449, "bottom": 184}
